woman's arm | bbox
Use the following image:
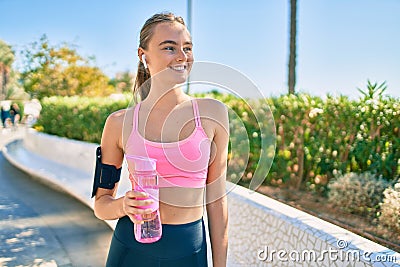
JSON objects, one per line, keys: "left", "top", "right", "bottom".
{"left": 93, "top": 110, "right": 126, "bottom": 220}
{"left": 93, "top": 109, "right": 153, "bottom": 223}
{"left": 205, "top": 100, "right": 229, "bottom": 267}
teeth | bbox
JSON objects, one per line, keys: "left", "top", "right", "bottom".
{"left": 171, "top": 65, "right": 185, "bottom": 71}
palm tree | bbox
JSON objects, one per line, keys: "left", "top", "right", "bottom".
{"left": 288, "top": 0, "right": 297, "bottom": 94}
{"left": 0, "top": 40, "right": 15, "bottom": 100}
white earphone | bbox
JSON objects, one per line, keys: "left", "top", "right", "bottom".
{"left": 142, "top": 54, "right": 148, "bottom": 69}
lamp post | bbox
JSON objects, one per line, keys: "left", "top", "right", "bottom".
{"left": 288, "top": 0, "right": 297, "bottom": 94}
{"left": 186, "top": 0, "right": 192, "bottom": 94}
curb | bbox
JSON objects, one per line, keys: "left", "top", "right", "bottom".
{"left": 3, "top": 129, "right": 399, "bottom": 266}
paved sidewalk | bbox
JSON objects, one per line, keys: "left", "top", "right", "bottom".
{"left": 0, "top": 128, "right": 113, "bottom": 267}
{"left": 0, "top": 128, "right": 23, "bottom": 148}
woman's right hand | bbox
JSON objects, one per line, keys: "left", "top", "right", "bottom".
{"left": 123, "top": 190, "right": 154, "bottom": 224}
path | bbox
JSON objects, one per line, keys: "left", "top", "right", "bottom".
{"left": 0, "top": 128, "right": 112, "bottom": 267}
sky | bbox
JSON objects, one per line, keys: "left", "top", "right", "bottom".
{"left": 1, "top": 0, "right": 399, "bottom": 99}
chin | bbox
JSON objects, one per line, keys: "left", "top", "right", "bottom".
{"left": 169, "top": 73, "right": 189, "bottom": 85}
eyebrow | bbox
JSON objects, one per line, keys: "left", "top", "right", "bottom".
{"left": 158, "top": 40, "right": 193, "bottom": 46}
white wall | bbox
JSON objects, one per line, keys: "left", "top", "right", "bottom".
{"left": 3, "top": 129, "right": 399, "bottom": 267}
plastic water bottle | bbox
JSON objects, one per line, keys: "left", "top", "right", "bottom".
{"left": 126, "top": 155, "right": 162, "bottom": 243}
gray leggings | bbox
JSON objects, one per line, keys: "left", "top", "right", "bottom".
{"left": 106, "top": 216, "right": 208, "bottom": 267}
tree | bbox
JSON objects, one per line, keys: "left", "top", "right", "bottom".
{"left": 0, "top": 39, "right": 15, "bottom": 100}
{"left": 0, "top": 39, "right": 27, "bottom": 100}
{"left": 20, "top": 35, "right": 114, "bottom": 99}
{"left": 108, "top": 71, "right": 135, "bottom": 93}
{"left": 288, "top": 0, "right": 297, "bottom": 94}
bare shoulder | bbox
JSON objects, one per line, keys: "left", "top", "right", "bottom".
{"left": 105, "top": 108, "right": 133, "bottom": 128}
{"left": 107, "top": 108, "right": 126, "bottom": 122}
{"left": 196, "top": 98, "right": 228, "bottom": 120}
{"left": 102, "top": 108, "right": 133, "bottom": 142}
{"left": 195, "top": 98, "right": 229, "bottom": 139}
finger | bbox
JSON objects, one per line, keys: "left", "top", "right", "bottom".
{"left": 135, "top": 198, "right": 155, "bottom": 207}
{"left": 126, "top": 190, "right": 148, "bottom": 199}
{"left": 124, "top": 206, "right": 153, "bottom": 216}
{"left": 126, "top": 208, "right": 154, "bottom": 224}
{"left": 133, "top": 207, "right": 154, "bottom": 215}
{"left": 127, "top": 214, "right": 143, "bottom": 224}
{"left": 125, "top": 198, "right": 154, "bottom": 208}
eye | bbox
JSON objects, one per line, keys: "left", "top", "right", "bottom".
{"left": 183, "top": 46, "right": 192, "bottom": 52}
{"left": 163, "top": 46, "right": 175, "bottom": 51}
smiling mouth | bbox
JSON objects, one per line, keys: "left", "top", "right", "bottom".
{"left": 169, "top": 65, "right": 187, "bottom": 72}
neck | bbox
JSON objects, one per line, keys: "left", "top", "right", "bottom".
{"left": 143, "top": 84, "right": 190, "bottom": 110}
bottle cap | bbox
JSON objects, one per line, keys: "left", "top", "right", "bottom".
{"left": 126, "top": 155, "right": 156, "bottom": 172}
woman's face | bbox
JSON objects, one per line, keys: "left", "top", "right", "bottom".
{"left": 142, "top": 22, "right": 193, "bottom": 85}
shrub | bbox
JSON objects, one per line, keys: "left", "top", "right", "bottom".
{"left": 379, "top": 181, "right": 400, "bottom": 232}
{"left": 327, "top": 172, "right": 391, "bottom": 217}
{"left": 34, "top": 89, "right": 400, "bottom": 191}
{"left": 34, "top": 94, "right": 131, "bottom": 143}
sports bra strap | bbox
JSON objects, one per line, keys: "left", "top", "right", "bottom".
{"left": 192, "top": 99, "right": 202, "bottom": 127}
{"left": 133, "top": 103, "right": 140, "bottom": 131}
{"left": 134, "top": 100, "right": 201, "bottom": 130}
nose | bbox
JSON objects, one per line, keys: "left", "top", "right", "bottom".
{"left": 176, "top": 48, "right": 187, "bottom": 62}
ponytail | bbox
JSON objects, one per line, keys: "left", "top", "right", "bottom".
{"left": 133, "top": 60, "right": 151, "bottom": 102}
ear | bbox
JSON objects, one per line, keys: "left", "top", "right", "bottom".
{"left": 138, "top": 48, "right": 148, "bottom": 69}
{"left": 142, "top": 55, "right": 148, "bottom": 69}
{"left": 138, "top": 48, "right": 145, "bottom": 63}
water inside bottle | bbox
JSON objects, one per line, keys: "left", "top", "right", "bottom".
{"left": 140, "top": 214, "right": 162, "bottom": 238}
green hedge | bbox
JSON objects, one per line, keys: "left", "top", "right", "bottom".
{"left": 34, "top": 92, "right": 400, "bottom": 192}
{"left": 34, "top": 95, "right": 131, "bottom": 143}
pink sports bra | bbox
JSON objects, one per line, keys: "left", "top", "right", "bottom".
{"left": 125, "top": 99, "right": 211, "bottom": 188}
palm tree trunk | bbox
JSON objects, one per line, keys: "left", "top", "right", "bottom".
{"left": 0, "top": 64, "right": 6, "bottom": 101}
{"left": 185, "top": 0, "right": 193, "bottom": 94}
{"left": 288, "top": 0, "right": 297, "bottom": 94}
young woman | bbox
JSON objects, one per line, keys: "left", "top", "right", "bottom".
{"left": 92, "top": 13, "right": 229, "bottom": 266}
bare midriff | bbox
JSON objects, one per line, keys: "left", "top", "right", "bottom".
{"left": 158, "top": 187, "right": 205, "bottom": 224}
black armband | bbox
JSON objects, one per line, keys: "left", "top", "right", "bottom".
{"left": 91, "top": 146, "right": 122, "bottom": 198}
